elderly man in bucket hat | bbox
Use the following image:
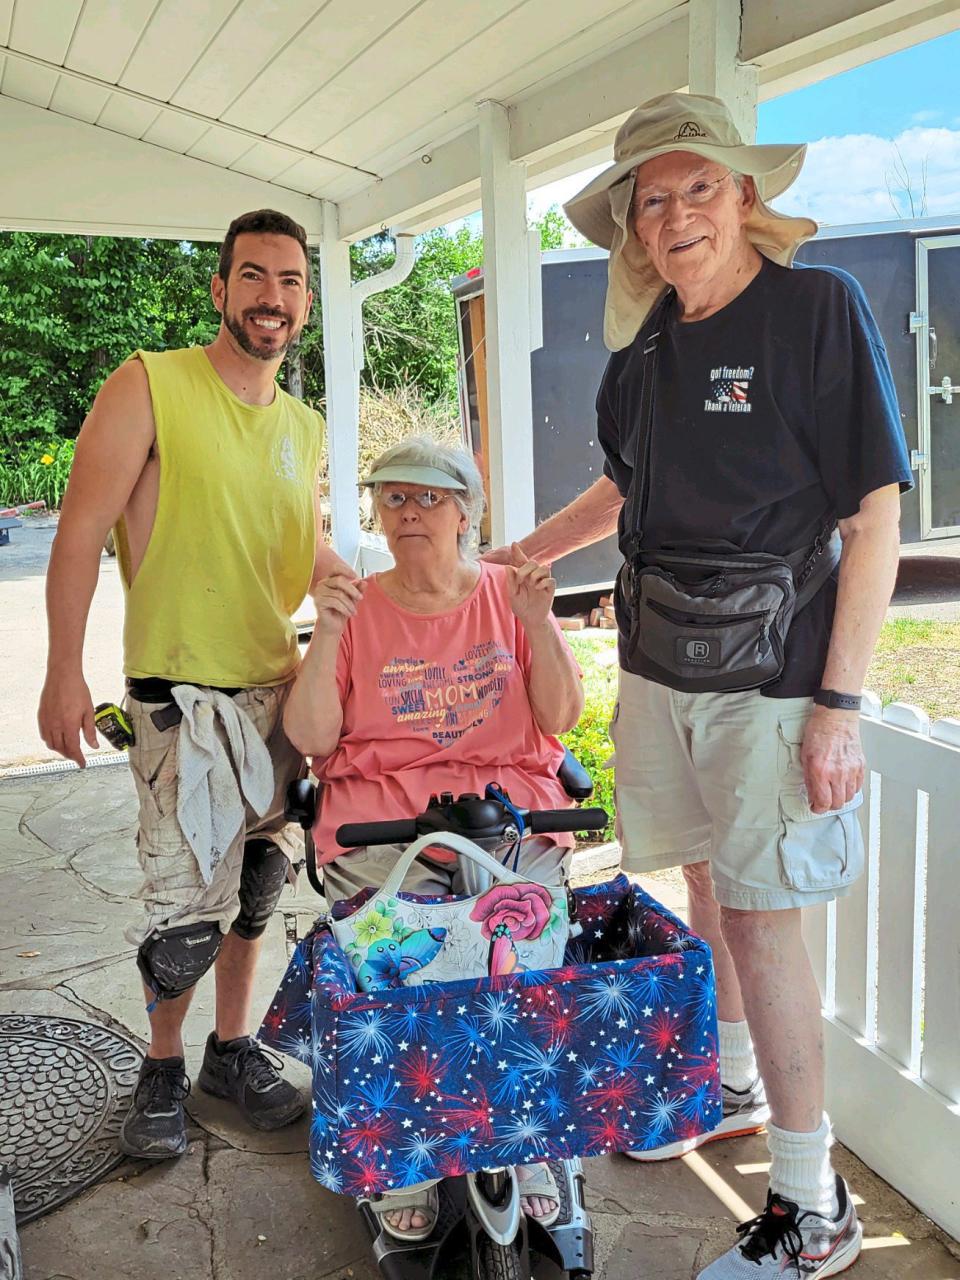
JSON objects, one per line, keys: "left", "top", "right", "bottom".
{"left": 487, "top": 93, "right": 913, "bottom": 1277}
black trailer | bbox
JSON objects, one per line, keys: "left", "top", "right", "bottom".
{"left": 453, "top": 251, "right": 617, "bottom": 593}
{"left": 452, "top": 217, "right": 960, "bottom": 588}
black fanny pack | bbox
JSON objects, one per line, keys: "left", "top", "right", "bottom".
{"left": 616, "top": 295, "right": 840, "bottom": 694}
{"left": 615, "top": 532, "right": 840, "bottom": 693}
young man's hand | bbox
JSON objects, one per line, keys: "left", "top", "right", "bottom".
{"left": 38, "top": 671, "right": 98, "bottom": 767}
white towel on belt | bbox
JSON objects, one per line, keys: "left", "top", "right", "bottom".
{"left": 172, "top": 685, "right": 275, "bottom": 885}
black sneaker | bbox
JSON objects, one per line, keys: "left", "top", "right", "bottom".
{"left": 197, "top": 1033, "right": 304, "bottom": 1130}
{"left": 118, "top": 1055, "right": 191, "bottom": 1159}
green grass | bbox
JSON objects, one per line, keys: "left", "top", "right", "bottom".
{"left": 868, "top": 619, "right": 960, "bottom": 720}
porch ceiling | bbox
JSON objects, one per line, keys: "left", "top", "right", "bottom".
{"left": 0, "top": 0, "right": 958, "bottom": 242}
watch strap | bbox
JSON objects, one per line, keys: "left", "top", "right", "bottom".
{"left": 814, "top": 688, "right": 862, "bottom": 711}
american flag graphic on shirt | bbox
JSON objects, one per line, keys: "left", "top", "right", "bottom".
{"left": 706, "top": 366, "right": 754, "bottom": 413}
{"left": 713, "top": 378, "right": 749, "bottom": 403}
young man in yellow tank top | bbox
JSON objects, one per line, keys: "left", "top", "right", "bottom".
{"left": 38, "top": 209, "right": 356, "bottom": 1159}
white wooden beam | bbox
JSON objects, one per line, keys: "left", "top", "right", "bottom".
{"left": 319, "top": 200, "right": 361, "bottom": 570}
{"left": 337, "top": 125, "right": 482, "bottom": 243}
{"left": 743, "top": 0, "right": 960, "bottom": 67}
{"left": 509, "top": 12, "right": 691, "bottom": 166}
{"left": 688, "top": 0, "right": 760, "bottom": 144}
{"left": 749, "top": 0, "right": 960, "bottom": 98}
{"left": 478, "top": 100, "right": 536, "bottom": 548}
{"left": 0, "top": 93, "right": 322, "bottom": 241}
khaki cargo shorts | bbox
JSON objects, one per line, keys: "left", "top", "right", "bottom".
{"left": 123, "top": 683, "right": 304, "bottom": 945}
{"left": 610, "top": 671, "right": 864, "bottom": 911}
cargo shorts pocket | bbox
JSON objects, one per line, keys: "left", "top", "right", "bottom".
{"left": 777, "top": 792, "right": 864, "bottom": 892}
{"left": 776, "top": 713, "right": 864, "bottom": 892}
{"left": 126, "top": 702, "right": 181, "bottom": 834}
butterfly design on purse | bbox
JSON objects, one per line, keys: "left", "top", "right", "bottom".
{"left": 355, "top": 925, "right": 447, "bottom": 992}
{"left": 488, "top": 922, "right": 525, "bottom": 977}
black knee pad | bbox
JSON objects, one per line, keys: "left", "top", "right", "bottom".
{"left": 137, "top": 921, "right": 223, "bottom": 1004}
{"left": 231, "top": 839, "right": 288, "bottom": 940}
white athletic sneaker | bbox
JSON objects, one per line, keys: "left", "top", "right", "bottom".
{"left": 698, "top": 1175, "right": 862, "bottom": 1278}
{"left": 626, "top": 1076, "right": 770, "bottom": 1162}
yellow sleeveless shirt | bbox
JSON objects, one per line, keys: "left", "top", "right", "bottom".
{"left": 116, "top": 347, "right": 323, "bottom": 687}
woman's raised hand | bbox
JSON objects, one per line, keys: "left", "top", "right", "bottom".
{"left": 505, "top": 543, "right": 556, "bottom": 629}
{"left": 312, "top": 574, "right": 366, "bottom": 636}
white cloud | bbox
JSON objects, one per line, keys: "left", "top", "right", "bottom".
{"left": 776, "top": 126, "right": 960, "bottom": 225}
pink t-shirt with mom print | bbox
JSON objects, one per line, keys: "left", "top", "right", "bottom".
{"left": 311, "top": 562, "right": 577, "bottom": 862}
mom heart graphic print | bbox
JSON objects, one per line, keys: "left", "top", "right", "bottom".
{"left": 311, "top": 564, "right": 579, "bottom": 861}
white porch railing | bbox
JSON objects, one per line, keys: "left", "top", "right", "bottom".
{"left": 803, "top": 691, "right": 960, "bottom": 1240}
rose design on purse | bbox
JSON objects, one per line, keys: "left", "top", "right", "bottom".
{"left": 470, "top": 883, "right": 562, "bottom": 976}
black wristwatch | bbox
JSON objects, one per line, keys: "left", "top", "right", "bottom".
{"left": 814, "top": 688, "right": 862, "bottom": 711}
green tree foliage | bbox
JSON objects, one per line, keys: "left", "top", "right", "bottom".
{"left": 301, "top": 209, "right": 568, "bottom": 407}
{"left": 0, "top": 206, "right": 571, "bottom": 504}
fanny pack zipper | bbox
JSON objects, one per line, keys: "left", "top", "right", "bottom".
{"left": 644, "top": 599, "right": 771, "bottom": 627}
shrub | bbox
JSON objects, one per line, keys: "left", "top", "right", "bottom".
{"left": 0, "top": 434, "right": 75, "bottom": 509}
{"left": 561, "top": 636, "right": 619, "bottom": 842}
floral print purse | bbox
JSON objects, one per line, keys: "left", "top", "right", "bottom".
{"left": 329, "top": 833, "right": 571, "bottom": 993}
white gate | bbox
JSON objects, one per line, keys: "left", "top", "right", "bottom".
{"left": 803, "top": 692, "right": 960, "bottom": 1238}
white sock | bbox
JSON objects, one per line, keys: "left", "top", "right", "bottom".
{"left": 767, "top": 1114, "right": 838, "bottom": 1217}
{"left": 718, "top": 1019, "right": 757, "bottom": 1092}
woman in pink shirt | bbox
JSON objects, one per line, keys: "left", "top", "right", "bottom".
{"left": 283, "top": 436, "right": 584, "bottom": 1238}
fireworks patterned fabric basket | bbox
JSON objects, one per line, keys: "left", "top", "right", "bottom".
{"left": 259, "top": 874, "right": 721, "bottom": 1197}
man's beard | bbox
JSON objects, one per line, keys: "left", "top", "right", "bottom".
{"left": 223, "top": 290, "right": 301, "bottom": 362}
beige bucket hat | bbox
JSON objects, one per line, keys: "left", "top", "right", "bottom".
{"left": 563, "top": 92, "right": 818, "bottom": 350}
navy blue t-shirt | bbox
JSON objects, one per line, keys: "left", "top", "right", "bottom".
{"left": 598, "top": 257, "right": 913, "bottom": 697}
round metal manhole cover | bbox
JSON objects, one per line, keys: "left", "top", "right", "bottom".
{"left": 0, "top": 1014, "right": 144, "bottom": 1223}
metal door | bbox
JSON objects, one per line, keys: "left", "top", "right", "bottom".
{"left": 915, "top": 236, "right": 960, "bottom": 538}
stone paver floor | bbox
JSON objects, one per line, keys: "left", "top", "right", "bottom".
{"left": 2, "top": 764, "right": 958, "bottom": 1279}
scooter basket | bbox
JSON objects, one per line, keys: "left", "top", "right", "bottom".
{"left": 260, "top": 874, "right": 721, "bottom": 1196}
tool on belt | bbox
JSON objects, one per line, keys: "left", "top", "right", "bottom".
{"left": 94, "top": 702, "right": 136, "bottom": 749}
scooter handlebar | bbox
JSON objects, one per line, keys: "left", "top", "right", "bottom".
{"left": 335, "top": 819, "right": 418, "bottom": 848}
{"left": 528, "top": 807, "right": 609, "bottom": 834}
{"left": 336, "top": 805, "right": 609, "bottom": 849}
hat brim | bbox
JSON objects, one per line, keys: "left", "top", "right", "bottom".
{"left": 564, "top": 140, "right": 807, "bottom": 250}
{"left": 563, "top": 140, "right": 817, "bottom": 351}
{"left": 361, "top": 464, "right": 466, "bottom": 491}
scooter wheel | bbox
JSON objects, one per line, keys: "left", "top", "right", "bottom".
{"left": 477, "top": 1236, "right": 523, "bottom": 1280}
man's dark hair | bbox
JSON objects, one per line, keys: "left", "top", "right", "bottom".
{"left": 219, "top": 209, "right": 310, "bottom": 285}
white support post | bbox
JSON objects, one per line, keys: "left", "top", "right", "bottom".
{"left": 478, "top": 99, "right": 536, "bottom": 548}
{"left": 688, "top": 0, "right": 760, "bottom": 143}
{"left": 319, "top": 199, "right": 361, "bottom": 570}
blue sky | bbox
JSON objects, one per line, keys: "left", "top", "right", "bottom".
{"left": 757, "top": 31, "right": 960, "bottom": 143}
{"left": 527, "top": 29, "right": 960, "bottom": 231}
